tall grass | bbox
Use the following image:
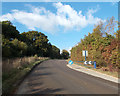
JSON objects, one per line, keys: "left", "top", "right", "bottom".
{"left": 2, "top": 56, "right": 49, "bottom": 94}
{"left": 2, "top": 57, "right": 48, "bottom": 73}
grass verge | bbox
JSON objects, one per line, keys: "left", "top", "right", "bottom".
{"left": 74, "top": 63, "right": 118, "bottom": 78}
{"left": 2, "top": 58, "right": 49, "bottom": 94}
{"left": 67, "top": 60, "right": 118, "bottom": 78}
{"left": 92, "top": 68, "right": 118, "bottom": 78}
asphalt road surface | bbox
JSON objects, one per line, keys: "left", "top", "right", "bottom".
{"left": 16, "top": 60, "right": 118, "bottom": 94}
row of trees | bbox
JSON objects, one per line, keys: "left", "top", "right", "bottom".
{"left": 1, "top": 21, "right": 69, "bottom": 59}
{"left": 70, "top": 17, "right": 120, "bottom": 71}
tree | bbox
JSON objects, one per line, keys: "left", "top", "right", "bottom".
{"left": 11, "top": 39, "right": 28, "bottom": 57}
{"left": 21, "top": 31, "right": 49, "bottom": 57}
{"left": 1, "top": 20, "right": 64, "bottom": 59}
{"left": 50, "top": 45, "right": 60, "bottom": 59}
{"left": 70, "top": 17, "right": 119, "bottom": 70}
{"left": 2, "top": 35, "right": 12, "bottom": 58}
{"left": 61, "top": 50, "right": 69, "bottom": 59}
{"left": 2, "top": 21, "right": 20, "bottom": 40}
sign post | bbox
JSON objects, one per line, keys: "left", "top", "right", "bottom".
{"left": 85, "top": 50, "right": 86, "bottom": 61}
{"left": 82, "top": 50, "right": 88, "bottom": 61}
{"left": 94, "top": 61, "right": 96, "bottom": 69}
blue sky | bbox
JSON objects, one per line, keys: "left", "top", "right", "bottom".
{"left": 1, "top": 2, "right": 118, "bottom": 53}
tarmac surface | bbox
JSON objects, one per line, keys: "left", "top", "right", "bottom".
{"left": 15, "top": 59, "right": 118, "bottom": 94}
{"left": 67, "top": 63, "right": 119, "bottom": 83}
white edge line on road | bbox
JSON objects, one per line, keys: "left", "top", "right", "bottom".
{"left": 67, "top": 64, "right": 120, "bottom": 84}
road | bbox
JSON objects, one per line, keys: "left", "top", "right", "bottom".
{"left": 16, "top": 60, "right": 118, "bottom": 94}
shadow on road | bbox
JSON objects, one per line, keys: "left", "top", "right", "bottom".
{"left": 32, "top": 72, "right": 53, "bottom": 77}
{"left": 16, "top": 60, "right": 67, "bottom": 94}
{"left": 35, "top": 66, "right": 50, "bottom": 70}
{"left": 25, "top": 70, "right": 63, "bottom": 94}
{"left": 29, "top": 88, "right": 64, "bottom": 94}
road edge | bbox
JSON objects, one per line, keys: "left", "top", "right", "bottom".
{"left": 67, "top": 64, "right": 119, "bottom": 84}
{"left": 12, "top": 59, "right": 49, "bottom": 94}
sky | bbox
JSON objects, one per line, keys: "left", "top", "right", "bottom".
{"left": 1, "top": 2, "right": 118, "bottom": 53}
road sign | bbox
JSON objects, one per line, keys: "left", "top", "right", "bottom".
{"left": 84, "top": 61, "right": 93, "bottom": 65}
{"left": 82, "top": 50, "right": 88, "bottom": 56}
{"left": 88, "top": 61, "right": 92, "bottom": 64}
{"left": 69, "top": 60, "right": 73, "bottom": 65}
{"left": 84, "top": 61, "right": 88, "bottom": 64}
{"left": 82, "top": 50, "right": 88, "bottom": 61}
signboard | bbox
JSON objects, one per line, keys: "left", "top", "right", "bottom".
{"left": 84, "top": 61, "right": 93, "bottom": 65}
{"left": 84, "top": 61, "right": 88, "bottom": 64}
{"left": 83, "top": 61, "right": 96, "bottom": 69}
{"left": 69, "top": 60, "right": 73, "bottom": 65}
{"left": 89, "top": 61, "right": 92, "bottom": 64}
{"left": 82, "top": 50, "right": 88, "bottom": 56}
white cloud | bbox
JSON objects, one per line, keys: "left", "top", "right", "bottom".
{"left": 1, "top": 2, "right": 104, "bottom": 34}
{"left": 1, "top": 13, "right": 14, "bottom": 21}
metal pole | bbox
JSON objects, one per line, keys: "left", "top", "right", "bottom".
{"left": 94, "top": 61, "right": 96, "bottom": 69}
{"left": 85, "top": 50, "right": 86, "bottom": 61}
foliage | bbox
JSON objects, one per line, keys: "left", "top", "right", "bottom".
{"left": 61, "top": 49, "right": 69, "bottom": 59}
{"left": 2, "top": 21, "right": 61, "bottom": 59}
{"left": 2, "top": 58, "right": 48, "bottom": 94}
{"left": 71, "top": 17, "right": 119, "bottom": 71}
{"left": 1, "top": 21, "right": 20, "bottom": 40}
{"left": 50, "top": 45, "right": 61, "bottom": 59}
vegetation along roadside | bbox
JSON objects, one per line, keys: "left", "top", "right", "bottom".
{"left": 70, "top": 17, "right": 120, "bottom": 78}
{"left": 2, "top": 57, "right": 49, "bottom": 94}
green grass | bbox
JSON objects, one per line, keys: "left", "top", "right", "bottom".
{"left": 92, "top": 68, "right": 118, "bottom": 78}
{"left": 2, "top": 58, "right": 49, "bottom": 94}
